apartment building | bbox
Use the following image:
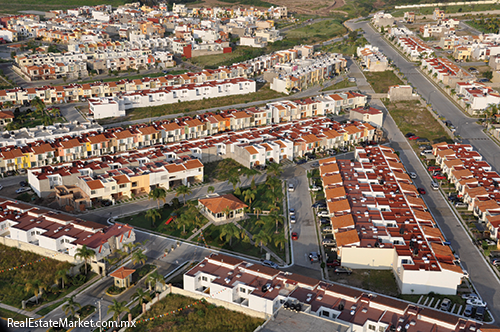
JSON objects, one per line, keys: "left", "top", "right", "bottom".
{"left": 372, "top": 12, "right": 395, "bottom": 27}
{"left": 319, "top": 147, "right": 464, "bottom": 295}
{"left": 455, "top": 81, "right": 500, "bottom": 113}
{"left": 431, "top": 142, "right": 500, "bottom": 243}
{"left": 421, "top": 57, "right": 472, "bottom": 86}
{"left": 396, "top": 36, "right": 434, "bottom": 61}
{"left": 356, "top": 45, "right": 389, "bottom": 72}
{"left": 184, "top": 253, "right": 483, "bottom": 331}
{"left": 403, "top": 12, "right": 415, "bottom": 24}
{"left": 0, "top": 198, "right": 135, "bottom": 274}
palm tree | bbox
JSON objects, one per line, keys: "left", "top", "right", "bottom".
{"left": 207, "top": 185, "right": 215, "bottom": 194}
{"left": 133, "top": 288, "right": 151, "bottom": 309}
{"left": 145, "top": 208, "right": 161, "bottom": 227}
{"left": 62, "top": 296, "right": 81, "bottom": 318}
{"left": 75, "top": 245, "right": 96, "bottom": 275}
{"left": 123, "top": 242, "right": 137, "bottom": 253}
{"left": 175, "top": 185, "right": 192, "bottom": 205}
{"left": 148, "top": 187, "right": 167, "bottom": 209}
{"left": 222, "top": 205, "right": 233, "bottom": 220}
{"left": 253, "top": 230, "right": 271, "bottom": 253}
{"left": 243, "top": 189, "right": 256, "bottom": 209}
{"left": 132, "top": 249, "right": 147, "bottom": 266}
{"left": 176, "top": 213, "right": 192, "bottom": 234}
{"left": 267, "top": 162, "right": 283, "bottom": 178}
{"left": 219, "top": 223, "right": 241, "bottom": 246}
{"left": 274, "top": 233, "right": 287, "bottom": 251}
{"left": 266, "top": 176, "right": 281, "bottom": 193}
{"left": 55, "top": 269, "right": 70, "bottom": 289}
{"left": 108, "top": 299, "right": 130, "bottom": 324}
{"left": 270, "top": 212, "right": 283, "bottom": 233}
{"left": 147, "top": 271, "right": 165, "bottom": 291}
{"left": 25, "top": 280, "right": 42, "bottom": 304}
{"left": 227, "top": 173, "right": 240, "bottom": 191}
{"left": 254, "top": 207, "right": 262, "bottom": 219}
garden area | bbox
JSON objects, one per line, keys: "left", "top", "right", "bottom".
{"left": 0, "top": 243, "right": 94, "bottom": 310}
{"left": 322, "top": 78, "right": 357, "bottom": 92}
{"left": 128, "top": 293, "right": 264, "bottom": 332}
{"left": 203, "top": 158, "right": 259, "bottom": 183}
{"left": 364, "top": 71, "right": 403, "bottom": 93}
{"left": 199, "top": 173, "right": 287, "bottom": 261}
{"left": 5, "top": 106, "right": 66, "bottom": 131}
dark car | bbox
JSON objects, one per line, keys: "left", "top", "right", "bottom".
{"left": 326, "top": 260, "right": 341, "bottom": 267}
{"left": 101, "top": 199, "right": 112, "bottom": 206}
{"left": 19, "top": 181, "right": 27, "bottom": 187}
{"left": 478, "top": 78, "right": 489, "bottom": 83}
{"left": 312, "top": 201, "right": 326, "bottom": 209}
{"left": 334, "top": 266, "right": 352, "bottom": 275}
{"left": 416, "top": 138, "right": 430, "bottom": 143}
{"left": 296, "top": 159, "right": 307, "bottom": 165}
{"left": 464, "top": 304, "right": 473, "bottom": 317}
{"left": 405, "top": 132, "right": 415, "bottom": 138}
{"left": 418, "top": 188, "right": 426, "bottom": 195}
{"left": 309, "top": 252, "right": 320, "bottom": 262}
{"left": 475, "top": 306, "right": 485, "bottom": 320}
{"left": 320, "top": 218, "right": 331, "bottom": 225}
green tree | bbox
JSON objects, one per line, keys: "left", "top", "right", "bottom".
{"left": 207, "top": 185, "right": 215, "bottom": 194}
{"left": 266, "top": 162, "right": 283, "bottom": 178}
{"left": 227, "top": 173, "right": 240, "bottom": 191}
{"left": 25, "top": 280, "right": 43, "bottom": 304}
{"left": 62, "top": 296, "right": 81, "bottom": 318}
{"left": 254, "top": 207, "right": 262, "bottom": 219}
{"left": 108, "top": 299, "right": 130, "bottom": 323}
{"left": 148, "top": 187, "right": 167, "bottom": 209}
{"left": 145, "top": 208, "right": 161, "bottom": 227}
{"left": 219, "top": 223, "right": 241, "bottom": 246}
{"left": 273, "top": 232, "right": 287, "bottom": 251}
{"left": 75, "top": 245, "right": 96, "bottom": 275}
{"left": 270, "top": 211, "right": 283, "bottom": 233}
{"left": 253, "top": 230, "right": 271, "bottom": 253}
{"left": 266, "top": 176, "right": 281, "bottom": 193}
{"left": 175, "top": 185, "right": 192, "bottom": 205}
{"left": 223, "top": 205, "right": 233, "bottom": 220}
{"left": 133, "top": 288, "right": 151, "bottom": 309}
{"left": 55, "top": 269, "right": 70, "bottom": 289}
{"left": 243, "top": 189, "right": 256, "bottom": 209}
{"left": 147, "top": 271, "right": 165, "bottom": 291}
{"left": 132, "top": 249, "right": 147, "bottom": 266}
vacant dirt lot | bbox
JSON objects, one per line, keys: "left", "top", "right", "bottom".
{"left": 188, "top": 0, "right": 346, "bottom": 16}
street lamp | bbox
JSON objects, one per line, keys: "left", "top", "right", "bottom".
{"left": 95, "top": 298, "right": 103, "bottom": 332}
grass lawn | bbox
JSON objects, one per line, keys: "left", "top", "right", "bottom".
{"left": 76, "top": 305, "right": 96, "bottom": 320}
{"left": 329, "top": 269, "right": 400, "bottom": 296}
{"left": 322, "top": 79, "right": 357, "bottom": 91}
{"left": 0, "top": 307, "right": 29, "bottom": 320}
{"left": 202, "top": 223, "right": 265, "bottom": 259}
{"left": 364, "top": 71, "right": 403, "bottom": 93}
{"left": 36, "top": 299, "right": 66, "bottom": 316}
{"left": 0, "top": 243, "right": 75, "bottom": 309}
{"left": 134, "top": 264, "right": 156, "bottom": 280}
{"left": 6, "top": 107, "right": 66, "bottom": 131}
{"left": 385, "top": 100, "right": 453, "bottom": 146}
{"left": 98, "top": 84, "right": 283, "bottom": 125}
{"left": 203, "top": 158, "right": 259, "bottom": 183}
{"left": 284, "top": 19, "right": 346, "bottom": 44}
{"left": 0, "top": 0, "right": 130, "bottom": 13}
{"left": 129, "top": 293, "right": 264, "bottom": 332}
{"left": 392, "top": 3, "right": 500, "bottom": 17}
{"left": 322, "top": 36, "right": 369, "bottom": 56}
{"left": 116, "top": 206, "right": 174, "bottom": 231}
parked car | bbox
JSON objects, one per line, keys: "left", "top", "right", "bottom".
{"left": 289, "top": 209, "right": 295, "bottom": 216}
{"left": 462, "top": 293, "right": 479, "bottom": 301}
{"left": 291, "top": 232, "right": 298, "bottom": 240}
{"left": 418, "top": 188, "right": 426, "bottom": 195}
{"left": 431, "top": 181, "right": 439, "bottom": 190}
{"left": 311, "top": 161, "right": 319, "bottom": 168}
{"left": 16, "top": 187, "right": 31, "bottom": 194}
{"left": 492, "top": 259, "right": 500, "bottom": 266}
{"left": 317, "top": 210, "right": 329, "bottom": 217}
{"left": 475, "top": 306, "right": 485, "bottom": 320}
{"left": 433, "top": 173, "right": 446, "bottom": 180}
{"left": 320, "top": 218, "right": 331, "bottom": 225}
{"left": 309, "top": 186, "right": 322, "bottom": 191}
{"left": 19, "top": 181, "right": 27, "bottom": 187}
{"left": 296, "top": 159, "right": 307, "bottom": 165}
{"left": 448, "top": 195, "right": 458, "bottom": 202}
{"left": 334, "top": 266, "right": 352, "bottom": 275}
{"left": 290, "top": 215, "right": 296, "bottom": 224}
{"left": 405, "top": 132, "right": 415, "bottom": 138}
{"left": 455, "top": 202, "right": 467, "bottom": 208}
{"left": 466, "top": 298, "right": 487, "bottom": 307}
{"left": 288, "top": 184, "right": 295, "bottom": 192}
{"left": 309, "top": 252, "right": 320, "bottom": 262}
{"left": 416, "top": 138, "right": 430, "bottom": 144}
{"left": 428, "top": 166, "right": 441, "bottom": 172}
{"left": 0, "top": 184, "right": 3, "bottom": 190}
{"left": 101, "top": 199, "right": 112, "bottom": 206}
{"left": 420, "top": 150, "right": 433, "bottom": 156}
{"left": 322, "top": 238, "right": 335, "bottom": 246}
{"left": 312, "top": 202, "right": 326, "bottom": 208}
{"left": 322, "top": 226, "right": 333, "bottom": 233}
{"left": 326, "top": 260, "right": 341, "bottom": 267}
{"left": 408, "top": 136, "right": 420, "bottom": 140}
{"left": 440, "top": 298, "right": 451, "bottom": 311}
{"left": 408, "top": 172, "right": 417, "bottom": 179}
{"left": 261, "top": 260, "right": 279, "bottom": 269}
{"left": 464, "top": 304, "right": 473, "bottom": 317}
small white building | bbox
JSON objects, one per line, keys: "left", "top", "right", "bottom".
{"left": 88, "top": 97, "right": 125, "bottom": 119}
{"left": 349, "top": 107, "right": 384, "bottom": 128}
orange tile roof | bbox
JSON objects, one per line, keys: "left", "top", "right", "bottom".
{"left": 327, "top": 199, "right": 351, "bottom": 213}
{"left": 331, "top": 214, "right": 354, "bottom": 229}
{"left": 335, "top": 229, "right": 360, "bottom": 247}
{"left": 109, "top": 266, "right": 135, "bottom": 279}
{"left": 198, "top": 194, "right": 247, "bottom": 214}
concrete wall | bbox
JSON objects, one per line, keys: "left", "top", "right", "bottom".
{"left": 170, "top": 286, "right": 268, "bottom": 319}
{"left": 340, "top": 247, "right": 396, "bottom": 269}
{"left": 395, "top": 0, "right": 498, "bottom": 9}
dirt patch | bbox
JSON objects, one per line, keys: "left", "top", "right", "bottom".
{"left": 188, "top": 0, "right": 346, "bottom": 16}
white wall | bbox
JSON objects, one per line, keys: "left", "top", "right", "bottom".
{"left": 341, "top": 247, "right": 396, "bottom": 269}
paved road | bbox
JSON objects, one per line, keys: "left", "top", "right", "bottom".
{"left": 346, "top": 21, "right": 500, "bottom": 172}
{"left": 58, "top": 103, "right": 88, "bottom": 123}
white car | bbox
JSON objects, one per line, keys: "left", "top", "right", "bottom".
{"left": 288, "top": 184, "right": 295, "bottom": 192}
{"left": 408, "top": 172, "right": 417, "bottom": 179}
{"left": 15, "top": 187, "right": 31, "bottom": 194}
{"left": 290, "top": 215, "right": 296, "bottom": 224}
{"left": 317, "top": 210, "right": 329, "bottom": 217}
{"left": 309, "top": 186, "right": 321, "bottom": 191}
{"left": 467, "top": 298, "right": 487, "bottom": 307}
{"left": 289, "top": 208, "right": 295, "bottom": 216}
{"left": 461, "top": 293, "right": 479, "bottom": 301}
{"left": 0, "top": 184, "right": 3, "bottom": 190}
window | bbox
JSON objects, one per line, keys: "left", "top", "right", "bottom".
{"left": 119, "top": 184, "right": 126, "bottom": 189}
{"left": 239, "top": 287, "right": 245, "bottom": 293}
{"left": 202, "top": 276, "right": 208, "bottom": 281}
{"left": 379, "top": 327, "right": 385, "bottom": 332}
{"left": 368, "top": 325, "right": 376, "bottom": 331}
{"left": 322, "top": 311, "right": 330, "bottom": 317}
{"left": 60, "top": 239, "right": 64, "bottom": 244}
{"left": 91, "top": 190, "right": 96, "bottom": 195}
{"left": 132, "top": 182, "right": 138, "bottom": 188}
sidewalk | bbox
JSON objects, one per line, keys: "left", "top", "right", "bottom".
{"left": 0, "top": 303, "right": 40, "bottom": 319}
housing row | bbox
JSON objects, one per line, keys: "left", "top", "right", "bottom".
{"left": 183, "top": 253, "right": 484, "bottom": 332}
{"left": 431, "top": 142, "right": 500, "bottom": 243}
{"left": 318, "top": 146, "right": 464, "bottom": 295}
{"left": 24, "top": 117, "right": 378, "bottom": 203}
{"left": 0, "top": 198, "right": 135, "bottom": 275}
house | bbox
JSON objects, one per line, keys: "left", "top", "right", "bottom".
{"left": 0, "top": 110, "right": 14, "bottom": 126}
{"left": 356, "top": 45, "right": 389, "bottom": 72}
{"left": 349, "top": 107, "right": 383, "bottom": 128}
{"left": 198, "top": 194, "right": 247, "bottom": 222}
{"left": 388, "top": 85, "right": 414, "bottom": 101}
{"left": 404, "top": 12, "right": 415, "bottom": 24}
{"left": 433, "top": 7, "right": 446, "bottom": 21}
